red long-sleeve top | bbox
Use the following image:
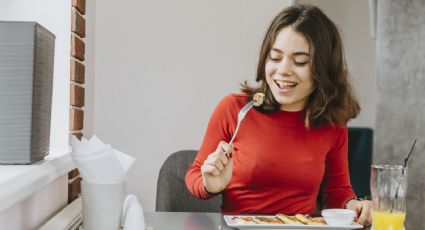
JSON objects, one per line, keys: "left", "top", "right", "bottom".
{"left": 185, "top": 94, "right": 355, "bottom": 214}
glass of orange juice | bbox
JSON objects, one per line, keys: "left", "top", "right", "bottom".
{"left": 370, "top": 165, "right": 407, "bottom": 230}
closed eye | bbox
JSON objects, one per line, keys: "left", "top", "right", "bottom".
{"left": 294, "top": 61, "right": 309, "bottom": 66}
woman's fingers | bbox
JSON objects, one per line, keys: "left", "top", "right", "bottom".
{"left": 225, "top": 142, "right": 234, "bottom": 158}
{"left": 217, "top": 141, "right": 233, "bottom": 158}
{"left": 348, "top": 200, "right": 372, "bottom": 226}
{"left": 202, "top": 141, "right": 234, "bottom": 176}
{"left": 356, "top": 201, "right": 372, "bottom": 226}
{"left": 201, "top": 163, "right": 220, "bottom": 176}
{"left": 211, "top": 141, "right": 232, "bottom": 163}
{"left": 210, "top": 151, "right": 228, "bottom": 166}
{"left": 201, "top": 141, "right": 235, "bottom": 193}
{"left": 207, "top": 157, "right": 224, "bottom": 171}
{"left": 346, "top": 199, "right": 372, "bottom": 226}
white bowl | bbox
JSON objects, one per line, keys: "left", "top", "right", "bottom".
{"left": 321, "top": 209, "right": 356, "bottom": 226}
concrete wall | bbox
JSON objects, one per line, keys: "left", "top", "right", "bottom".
{"left": 89, "top": 0, "right": 293, "bottom": 211}
{"left": 296, "top": 0, "right": 377, "bottom": 128}
{"left": 374, "top": 0, "right": 425, "bottom": 228}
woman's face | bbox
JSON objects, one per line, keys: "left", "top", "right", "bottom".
{"left": 265, "top": 26, "right": 315, "bottom": 111}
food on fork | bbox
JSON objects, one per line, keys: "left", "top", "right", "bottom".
{"left": 253, "top": 92, "right": 265, "bottom": 106}
{"left": 276, "top": 214, "right": 303, "bottom": 224}
{"left": 253, "top": 216, "right": 284, "bottom": 224}
{"left": 229, "top": 92, "right": 265, "bottom": 145}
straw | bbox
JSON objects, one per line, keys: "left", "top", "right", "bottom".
{"left": 391, "top": 138, "right": 417, "bottom": 213}
{"left": 403, "top": 139, "right": 417, "bottom": 168}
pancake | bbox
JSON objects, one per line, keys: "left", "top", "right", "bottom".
{"left": 253, "top": 216, "right": 284, "bottom": 224}
{"left": 237, "top": 217, "right": 256, "bottom": 224}
{"left": 294, "top": 214, "right": 327, "bottom": 225}
{"left": 310, "top": 217, "right": 327, "bottom": 225}
{"left": 276, "top": 214, "right": 304, "bottom": 224}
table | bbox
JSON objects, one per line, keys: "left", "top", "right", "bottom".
{"left": 144, "top": 212, "right": 371, "bottom": 230}
{"left": 144, "top": 212, "right": 229, "bottom": 230}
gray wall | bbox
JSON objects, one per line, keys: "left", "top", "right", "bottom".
{"left": 375, "top": 0, "right": 425, "bottom": 228}
{"left": 88, "top": 0, "right": 293, "bottom": 211}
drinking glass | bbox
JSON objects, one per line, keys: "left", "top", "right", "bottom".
{"left": 370, "top": 165, "right": 407, "bottom": 230}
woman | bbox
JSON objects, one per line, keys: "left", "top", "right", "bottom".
{"left": 185, "top": 4, "right": 371, "bottom": 225}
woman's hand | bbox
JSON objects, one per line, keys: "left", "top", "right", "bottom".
{"left": 201, "top": 141, "right": 233, "bottom": 194}
{"left": 346, "top": 199, "right": 372, "bottom": 226}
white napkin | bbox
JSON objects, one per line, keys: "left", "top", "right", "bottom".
{"left": 121, "top": 194, "right": 145, "bottom": 230}
{"left": 70, "top": 135, "right": 136, "bottom": 184}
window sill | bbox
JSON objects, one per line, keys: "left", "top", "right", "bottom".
{"left": 0, "top": 150, "right": 75, "bottom": 213}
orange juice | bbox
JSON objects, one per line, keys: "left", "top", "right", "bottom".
{"left": 372, "top": 211, "right": 405, "bottom": 230}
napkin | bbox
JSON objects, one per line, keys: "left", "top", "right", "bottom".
{"left": 121, "top": 194, "right": 146, "bottom": 230}
{"left": 70, "top": 135, "right": 135, "bottom": 184}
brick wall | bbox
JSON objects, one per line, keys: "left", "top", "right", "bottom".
{"left": 68, "top": 0, "right": 86, "bottom": 204}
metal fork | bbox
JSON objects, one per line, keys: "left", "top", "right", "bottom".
{"left": 229, "top": 100, "right": 255, "bottom": 145}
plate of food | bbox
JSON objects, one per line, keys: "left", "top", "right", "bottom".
{"left": 223, "top": 214, "right": 363, "bottom": 229}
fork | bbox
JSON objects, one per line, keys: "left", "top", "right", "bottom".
{"left": 229, "top": 100, "right": 255, "bottom": 145}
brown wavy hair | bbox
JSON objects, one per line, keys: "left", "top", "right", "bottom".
{"left": 241, "top": 4, "right": 360, "bottom": 128}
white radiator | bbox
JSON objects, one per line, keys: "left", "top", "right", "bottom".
{"left": 40, "top": 197, "right": 82, "bottom": 230}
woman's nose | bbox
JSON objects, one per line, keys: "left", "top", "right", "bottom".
{"left": 276, "top": 59, "right": 294, "bottom": 76}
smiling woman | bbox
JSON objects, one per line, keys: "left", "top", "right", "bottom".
{"left": 264, "top": 26, "right": 315, "bottom": 112}
{"left": 185, "top": 4, "right": 372, "bottom": 226}
{"left": 241, "top": 4, "right": 360, "bottom": 128}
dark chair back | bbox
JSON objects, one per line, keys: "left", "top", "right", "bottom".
{"left": 347, "top": 127, "right": 373, "bottom": 199}
{"left": 155, "top": 150, "right": 222, "bottom": 212}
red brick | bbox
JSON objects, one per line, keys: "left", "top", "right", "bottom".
{"left": 69, "top": 132, "right": 83, "bottom": 142}
{"left": 72, "top": 8, "right": 85, "bottom": 38}
{"left": 68, "top": 177, "right": 82, "bottom": 204}
{"left": 71, "top": 34, "right": 85, "bottom": 61}
{"left": 71, "top": 59, "right": 85, "bottom": 83}
{"left": 68, "top": 168, "right": 80, "bottom": 179}
{"left": 70, "top": 84, "right": 85, "bottom": 107}
{"left": 70, "top": 109, "right": 84, "bottom": 131}
{"left": 72, "top": 0, "right": 86, "bottom": 15}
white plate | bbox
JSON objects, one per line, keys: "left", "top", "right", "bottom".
{"left": 223, "top": 215, "right": 364, "bottom": 230}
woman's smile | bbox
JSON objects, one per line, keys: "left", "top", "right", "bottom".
{"left": 273, "top": 79, "right": 299, "bottom": 92}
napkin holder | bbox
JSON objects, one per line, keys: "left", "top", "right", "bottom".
{"left": 81, "top": 180, "right": 125, "bottom": 230}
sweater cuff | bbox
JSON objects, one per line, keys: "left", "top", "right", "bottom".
{"left": 343, "top": 196, "right": 360, "bottom": 208}
{"left": 204, "top": 186, "right": 222, "bottom": 196}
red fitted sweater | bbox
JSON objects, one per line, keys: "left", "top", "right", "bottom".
{"left": 185, "top": 94, "right": 355, "bottom": 214}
